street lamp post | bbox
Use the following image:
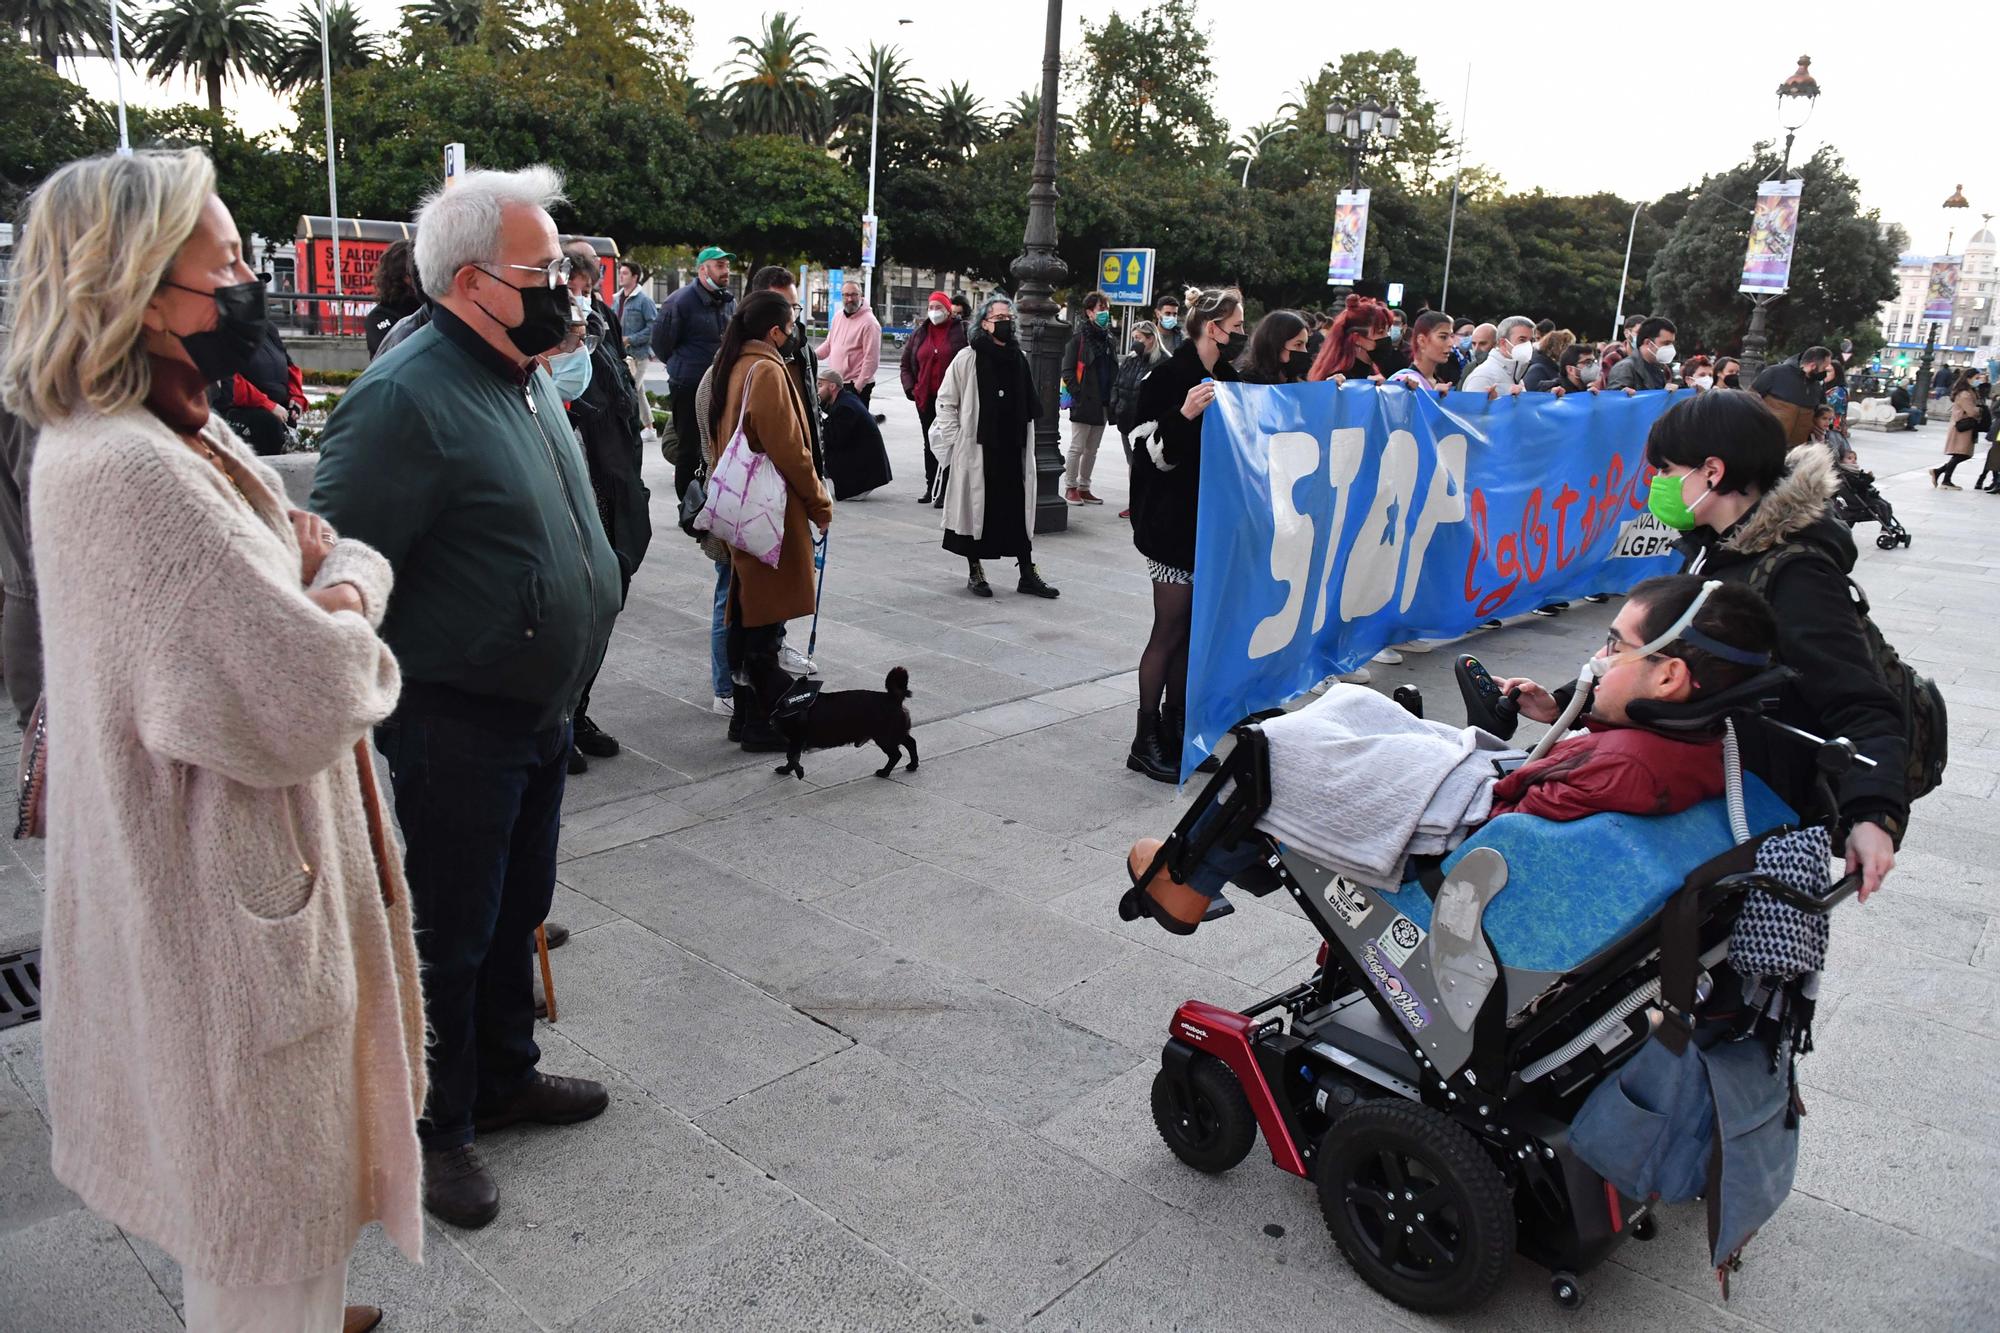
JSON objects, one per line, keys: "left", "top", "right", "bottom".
{"left": 1739, "top": 56, "right": 1820, "bottom": 377}
{"left": 318, "top": 0, "right": 341, "bottom": 310}
{"left": 861, "top": 20, "right": 913, "bottom": 318}
{"left": 1238, "top": 124, "right": 1296, "bottom": 188}
{"left": 1612, "top": 201, "right": 1644, "bottom": 343}
{"left": 1011, "top": 0, "right": 1070, "bottom": 536}
{"left": 1913, "top": 184, "right": 1971, "bottom": 420}
{"left": 1323, "top": 97, "right": 1401, "bottom": 191}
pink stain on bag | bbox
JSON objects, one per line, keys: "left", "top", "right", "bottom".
{"left": 695, "top": 365, "right": 789, "bottom": 567}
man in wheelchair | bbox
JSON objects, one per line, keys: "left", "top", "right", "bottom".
{"left": 1121, "top": 574, "right": 1777, "bottom": 935}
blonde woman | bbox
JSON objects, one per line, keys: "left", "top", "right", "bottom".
{"left": 0, "top": 150, "right": 422, "bottom": 1331}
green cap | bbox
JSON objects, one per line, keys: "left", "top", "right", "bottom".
{"left": 696, "top": 246, "right": 733, "bottom": 265}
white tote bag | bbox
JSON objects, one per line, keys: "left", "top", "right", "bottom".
{"left": 694, "top": 365, "right": 788, "bottom": 568}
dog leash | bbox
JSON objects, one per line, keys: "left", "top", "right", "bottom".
{"left": 807, "top": 528, "right": 829, "bottom": 660}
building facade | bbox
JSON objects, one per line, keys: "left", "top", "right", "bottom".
{"left": 1877, "top": 222, "right": 1998, "bottom": 378}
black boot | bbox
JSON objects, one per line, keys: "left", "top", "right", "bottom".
{"left": 1017, "top": 561, "right": 1061, "bottom": 598}
{"left": 735, "top": 655, "right": 792, "bottom": 753}
{"left": 1126, "top": 709, "right": 1176, "bottom": 784}
{"left": 1160, "top": 704, "right": 1219, "bottom": 774}
{"left": 967, "top": 559, "right": 993, "bottom": 598}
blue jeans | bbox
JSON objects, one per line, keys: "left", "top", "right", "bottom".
{"left": 375, "top": 704, "right": 570, "bottom": 1149}
{"left": 1180, "top": 797, "right": 1262, "bottom": 899}
{"left": 710, "top": 560, "right": 733, "bottom": 698}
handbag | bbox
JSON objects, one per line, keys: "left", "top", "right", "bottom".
{"left": 694, "top": 365, "right": 788, "bottom": 568}
{"left": 13, "top": 695, "right": 46, "bottom": 840}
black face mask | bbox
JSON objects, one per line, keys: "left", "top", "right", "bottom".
{"left": 1219, "top": 330, "right": 1245, "bottom": 357}
{"left": 1721, "top": 374, "right": 1740, "bottom": 390}
{"left": 166, "top": 279, "right": 269, "bottom": 383}
{"left": 989, "top": 319, "right": 1015, "bottom": 343}
{"left": 473, "top": 270, "right": 571, "bottom": 358}
{"left": 1282, "top": 350, "right": 1306, "bottom": 376}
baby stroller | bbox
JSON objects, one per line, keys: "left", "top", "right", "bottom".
{"left": 1831, "top": 458, "right": 1911, "bottom": 550}
{"left": 1136, "top": 665, "right": 1863, "bottom": 1314}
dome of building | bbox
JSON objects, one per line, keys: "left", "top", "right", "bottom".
{"left": 1970, "top": 227, "right": 1997, "bottom": 248}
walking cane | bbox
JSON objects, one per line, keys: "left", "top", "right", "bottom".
{"left": 807, "top": 528, "right": 829, "bottom": 661}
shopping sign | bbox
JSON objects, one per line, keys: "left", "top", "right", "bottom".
{"left": 1098, "top": 247, "right": 1156, "bottom": 305}
{"left": 1739, "top": 179, "right": 1803, "bottom": 294}
{"left": 1180, "top": 383, "right": 1682, "bottom": 778}
{"left": 1326, "top": 189, "right": 1370, "bottom": 286}
{"left": 1923, "top": 256, "right": 1962, "bottom": 323}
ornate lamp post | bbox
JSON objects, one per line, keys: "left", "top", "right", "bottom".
{"left": 1323, "top": 97, "right": 1401, "bottom": 190}
{"left": 1913, "top": 184, "right": 1971, "bottom": 420}
{"left": 1011, "top": 0, "right": 1070, "bottom": 535}
{"left": 1739, "top": 56, "right": 1821, "bottom": 378}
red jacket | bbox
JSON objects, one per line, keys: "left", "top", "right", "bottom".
{"left": 1488, "top": 719, "right": 1723, "bottom": 822}
{"left": 900, "top": 318, "right": 967, "bottom": 414}
{"left": 230, "top": 363, "right": 305, "bottom": 415}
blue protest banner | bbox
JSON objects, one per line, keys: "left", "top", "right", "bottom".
{"left": 1181, "top": 383, "right": 1686, "bottom": 778}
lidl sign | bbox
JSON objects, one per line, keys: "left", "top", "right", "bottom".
{"left": 1097, "top": 248, "right": 1156, "bottom": 306}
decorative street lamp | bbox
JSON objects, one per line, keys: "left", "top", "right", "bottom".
{"left": 1913, "top": 184, "right": 1972, "bottom": 419}
{"left": 1739, "top": 56, "right": 1821, "bottom": 377}
{"left": 1011, "top": 0, "right": 1070, "bottom": 535}
{"left": 1323, "top": 97, "right": 1400, "bottom": 190}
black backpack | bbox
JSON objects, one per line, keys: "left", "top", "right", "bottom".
{"left": 1744, "top": 545, "right": 1948, "bottom": 805}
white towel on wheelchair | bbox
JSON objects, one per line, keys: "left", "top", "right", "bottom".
{"left": 1254, "top": 684, "right": 1524, "bottom": 888}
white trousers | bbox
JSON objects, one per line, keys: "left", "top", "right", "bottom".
{"left": 182, "top": 1258, "right": 348, "bottom": 1333}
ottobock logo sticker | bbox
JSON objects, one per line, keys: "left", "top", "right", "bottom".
{"left": 1378, "top": 915, "right": 1424, "bottom": 967}
{"left": 1323, "top": 879, "right": 1375, "bottom": 931}
{"left": 1361, "top": 941, "right": 1432, "bottom": 1032}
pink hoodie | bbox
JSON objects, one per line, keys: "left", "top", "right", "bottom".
{"left": 817, "top": 304, "right": 882, "bottom": 389}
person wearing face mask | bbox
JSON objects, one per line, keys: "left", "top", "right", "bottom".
{"left": 1111, "top": 319, "right": 1168, "bottom": 519}
{"left": 1748, "top": 343, "right": 1829, "bottom": 446}
{"left": 313, "top": 165, "right": 623, "bottom": 1233}
{"left": 1062, "top": 290, "right": 1120, "bottom": 504}
{"left": 1712, "top": 356, "right": 1742, "bottom": 391}
{"left": 1373, "top": 307, "right": 1409, "bottom": 376}
{"left": 1642, "top": 390, "right": 1905, "bottom": 901}
{"left": 815, "top": 277, "right": 882, "bottom": 408}
{"left": 899, "top": 290, "right": 969, "bottom": 503}
{"left": 653, "top": 245, "right": 736, "bottom": 502}
{"left": 1605, "top": 316, "right": 1678, "bottom": 392}
{"left": 1306, "top": 294, "right": 1392, "bottom": 383}
{"left": 1461, "top": 314, "right": 1536, "bottom": 395}
{"left": 1153, "top": 293, "right": 1185, "bottom": 355}
{"left": 1452, "top": 321, "right": 1499, "bottom": 389}
{"left": 1678, "top": 354, "right": 1714, "bottom": 391}
{"left": 209, "top": 315, "right": 308, "bottom": 455}
{"left": 1125, "top": 288, "right": 1245, "bottom": 782}
{"left": 2, "top": 147, "right": 426, "bottom": 1333}
{"left": 930, "top": 296, "right": 1061, "bottom": 599}
{"left": 1236, "top": 309, "right": 1311, "bottom": 384}
{"left": 1553, "top": 342, "right": 1603, "bottom": 393}
{"left": 1521, "top": 327, "right": 1575, "bottom": 393}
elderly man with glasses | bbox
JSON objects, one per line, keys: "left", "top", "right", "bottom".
{"left": 311, "top": 166, "right": 625, "bottom": 1233}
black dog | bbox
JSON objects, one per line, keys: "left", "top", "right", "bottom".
{"left": 773, "top": 666, "right": 917, "bottom": 780}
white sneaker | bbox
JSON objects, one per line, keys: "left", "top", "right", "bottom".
{"left": 779, "top": 644, "right": 818, "bottom": 675}
{"left": 1392, "top": 639, "right": 1437, "bottom": 653}
{"left": 712, "top": 694, "right": 734, "bottom": 715}
{"left": 1371, "top": 649, "right": 1403, "bottom": 665}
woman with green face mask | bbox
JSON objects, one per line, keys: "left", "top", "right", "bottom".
{"left": 1642, "top": 390, "right": 1905, "bottom": 901}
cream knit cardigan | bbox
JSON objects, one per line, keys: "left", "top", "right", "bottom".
{"left": 29, "top": 404, "right": 428, "bottom": 1287}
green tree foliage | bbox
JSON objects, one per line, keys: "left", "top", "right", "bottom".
{"left": 1646, "top": 144, "right": 1898, "bottom": 358}
{"left": 0, "top": 36, "right": 113, "bottom": 215}
{"left": 137, "top": 0, "right": 278, "bottom": 114}
{"left": 1271, "top": 49, "right": 1455, "bottom": 193}
{"left": 400, "top": 0, "right": 523, "bottom": 54}
{"left": 1069, "top": 0, "right": 1224, "bottom": 163}
{"left": 269, "top": 1, "right": 381, "bottom": 94}
{"left": 127, "top": 102, "right": 313, "bottom": 243}
{"left": 706, "top": 133, "right": 861, "bottom": 267}
{"left": 516, "top": 0, "right": 689, "bottom": 98}
{"left": 722, "top": 11, "right": 825, "bottom": 143}
{"left": 932, "top": 82, "right": 991, "bottom": 158}
{"left": 823, "top": 43, "right": 923, "bottom": 148}
{"left": 3, "top": 0, "right": 118, "bottom": 70}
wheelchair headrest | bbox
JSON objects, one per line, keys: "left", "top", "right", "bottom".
{"left": 1622, "top": 666, "right": 1796, "bottom": 734}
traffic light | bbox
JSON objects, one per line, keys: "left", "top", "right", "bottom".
{"left": 1897, "top": 353, "right": 1909, "bottom": 367}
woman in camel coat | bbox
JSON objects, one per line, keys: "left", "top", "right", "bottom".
{"left": 1932, "top": 371, "right": 1983, "bottom": 490}
{"left": 0, "top": 149, "right": 423, "bottom": 1331}
{"left": 705, "top": 291, "right": 832, "bottom": 719}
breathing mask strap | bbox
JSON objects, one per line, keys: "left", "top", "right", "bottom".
{"left": 1523, "top": 580, "right": 1724, "bottom": 763}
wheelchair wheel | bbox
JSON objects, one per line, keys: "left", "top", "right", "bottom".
{"left": 1315, "top": 1101, "right": 1514, "bottom": 1314}
{"left": 1151, "top": 1057, "right": 1257, "bottom": 1174}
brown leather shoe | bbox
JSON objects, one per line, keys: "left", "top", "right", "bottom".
{"left": 1125, "top": 839, "right": 1210, "bottom": 933}
{"left": 423, "top": 1143, "right": 499, "bottom": 1229}
{"left": 343, "top": 1305, "right": 384, "bottom": 1333}
{"left": 473, "top": 1072, "right": 609, "bottom": 1134}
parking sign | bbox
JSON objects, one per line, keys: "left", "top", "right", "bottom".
{"left": 1097, "top": 248, "right": 1156, "bottom": 306}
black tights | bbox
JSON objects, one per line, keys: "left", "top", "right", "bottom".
{"left": 1936, "top": 455, "right": 1966, "bottom": 483}
{"left": 1138, "top": 580, "right": 1193, "bottom": 717}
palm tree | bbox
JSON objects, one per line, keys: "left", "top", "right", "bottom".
{"left": 4, "top": 0, "right": 120, "bottom": 70}
{"left": 722, "top": 11, "right": 826, "bottom": 142}
{"left": 137, "top": 0, "right": 279, "bottom": 114}
{"left": 268, "top": 0, "right": 379, "bottom": 92}
{"left": 1001, "top": 89, "right": 1069, "bottom": 142}
{"left": 932, "top": 81, "right": 991, "bottom": 156}
{"left": 401, "top": 0, "right": 521, "bottom": 53}
{"left": 824, "top": 42, "right": 923, "bottom": 139}
{"left": 675, "top": 75, "right": 732, "bottom": 142}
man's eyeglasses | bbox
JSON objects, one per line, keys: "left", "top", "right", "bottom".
{"left": 1601, "top": 630, "right": 1661, "bottom": 661}
{"left": 478, "top": 256, "right": 576, "bottom": 289}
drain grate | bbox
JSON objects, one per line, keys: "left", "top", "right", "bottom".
{"left": 0, "top": 947, "right": 41, "bottom": 1029}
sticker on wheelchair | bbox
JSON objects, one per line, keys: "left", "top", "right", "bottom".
{"left": 1322, "top": 878, "right": 1375, "bottom": 930}
{"left": 1377, "top": 915, "right": 1424, "bottom": 967}
{"left": 1359, "top": 939, "right": 1432, "bottom": 1032}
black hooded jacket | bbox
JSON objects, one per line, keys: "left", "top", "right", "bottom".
{"left": 1129, "top": 340, "right": 1237, "bottom": 572}
{"left": 1675, "top": 445, "right": 1909, "bottom": 840}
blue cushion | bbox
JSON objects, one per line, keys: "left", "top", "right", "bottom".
{"left": 1373, "top": 776, "right": 1797, "bottom": 975}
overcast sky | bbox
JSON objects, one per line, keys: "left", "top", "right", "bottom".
{"left": 66, "top": 0, "right": 1997, "bottom": 255}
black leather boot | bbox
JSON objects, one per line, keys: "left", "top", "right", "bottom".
{"left": 1160, "top": 704, "right": 1220, "bottom": 774}
{"left": 1126, "top": 708, "right": 1176, "bottom": 784}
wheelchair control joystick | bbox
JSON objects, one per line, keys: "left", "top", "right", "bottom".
{"left": 1454, "top": 655, "right": 1522, "bottom": 742}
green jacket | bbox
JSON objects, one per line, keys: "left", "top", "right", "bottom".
{"left": 310, "top": 307, "right": 623, "bottom": 730}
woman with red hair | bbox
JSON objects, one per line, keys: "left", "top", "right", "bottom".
{"left": 1307, "top": 295, "right": 1392, "bottom": 383}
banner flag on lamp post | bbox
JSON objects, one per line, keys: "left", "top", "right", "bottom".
{"left": 1739, "top": 179, "right": 1803, "bottom": 294}
{"left": 1922, "top": 257, "right": 1963, "bottom": 323}
{"left": 1326, "top": 189, "right": 1370, "bottom": 286}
